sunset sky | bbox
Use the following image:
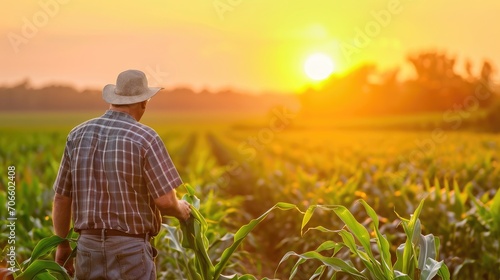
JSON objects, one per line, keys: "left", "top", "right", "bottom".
{"left": 1, "top": 0, "right": 499, "bottom": 94}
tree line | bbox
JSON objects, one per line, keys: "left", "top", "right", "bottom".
{"left": 1, "top": 51, "right": 497, "bottom": 121}
{"left": 300, "top": 51, "right": 497, "bottom": 118}
{"left": 0, "top": 82, "right": 299, "bottom": 114}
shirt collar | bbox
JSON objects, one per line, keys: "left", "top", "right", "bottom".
{"left": 104, "top": 110, "right": 137, "bottom": 123}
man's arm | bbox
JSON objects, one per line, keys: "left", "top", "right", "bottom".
{"left": 154, "top": 189, "right": 191, "bottom": 221}
{"left": 53, "top": 193, "right": 72, "bottom": 238}
{"left": 52, "top": 193, "right": 74, "bottom": 276}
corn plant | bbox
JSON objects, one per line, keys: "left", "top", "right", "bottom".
{"left": 0, "top": 231, "right": 76, "bottom": 280}
{"left": 161, "top": 183, "right": 301, "bottom": 280}
{"left": 278, "top": 199, "right": 450, "bottom": 279}
{"left": 451, "top": 189, "right": 500, "bottom": 279}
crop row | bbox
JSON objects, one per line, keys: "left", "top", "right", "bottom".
{"left": 0, "top": 128, "right": 499, "bottom": 279}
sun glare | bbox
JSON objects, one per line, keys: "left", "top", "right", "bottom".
{"left": 304, "top": 53, "right": 335, "bottom": 81}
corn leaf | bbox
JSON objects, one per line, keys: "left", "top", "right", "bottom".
{"left": 302, "top": 225, "right": 339, "bottom": 236}
{"left": 26, "top": 235, "right": 67, "bottom": 267}
{"left": 162, "top": 224, "right": 185, "bottom": 253}
{"left": 32, "top": 271, "right": 58, "bottom": 280}
{"left": 490, "top": 188, "right": 500, "bottom": 232}
{"left": 16, "top": 260, "right": 70, "bottom": 280}
{"left": 180, "top": 185, "right": 214, "bottom": 280}
{"left": 309, "top": 265, "right": 326, "bottom": 280}
{"left": 394, "top": 243, "right": 405, "bottom": 271}
{"left": 332, "top": 206, "right": 386, "bottom": 278}
{"left": 331, "top": 206, "right": 372, "bottom": 255}
{"left": 437, "top": 263, "right": 451, "bottom": 280}
{"left": 281, "top": 241, "right": 341, "bottom": 280}
{"left": 278, "top": 251, "right": 367, "bottom": 279}
{"left": 394, "top": 274, "right": 411, "bottom": 280}
{"left": 420, "top": 258, "right": 444, "bottom": 280}
{"left": 213, "top": 202, "right": 300, "bottom": 279}
{"left": 418, "top": 234, "right": 436, "bottom": 270}
{"left": 301, "top": 205, "right": 318, "bottom": 236}
{"left": 359, "top": 200, "right": 393, "bottom": 276}
{"left": 337, "top": 230, "right": 384, "bottom": 279}
{"left": 395, "top": 199, "right": 425, "bottom": 275}
{"left": 452, "top": 180, "right": 464, "bottom": 216}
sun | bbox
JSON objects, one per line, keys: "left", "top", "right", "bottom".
{"left": 304, "top": 53, "right": 335, "bottom": 81}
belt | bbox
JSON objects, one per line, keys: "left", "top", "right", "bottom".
{"left": 79, "top": 229, "right": 148, "bottom": 239}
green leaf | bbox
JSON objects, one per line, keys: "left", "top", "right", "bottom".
{"left": 16, "top": 260, "right": 70, "bottom": 280}
{"left": 420, "top": 258, "right": 444, "bottom": 280}
{"left": 301, "top": 205, "right": 317, "bottom": 236}
{"left": 161, "top": 224, "right": 185, "bottom": 253}
{"left": 337, "top": 230, "right": 382, "bottom": 278}
{"left": 394, "top": 243, "right": 405, "bottom": 271}
{"left": 282, "top": 241, "right": 340, "bottom": 280}
{"left": 214, "top": 202, "right": 300, "bottom": 279}
{"left": 394, "top": 273, "right": 411, "bottom": 280}
{"left": 489, "top": 188, "right": 500, "bottom": 231}
{"left": 434, "top": 236, "right": 441, "bottom": 259}
{"left": 313, "top": 241, "right": 341, "bottom": 253}
{"left": 233, "top": 274, "right": 258, "bottom": 280}
{"left": 434, "top": 177, "right": 442, "bottom": 201}
{"left": 281, "top": 251, "right": 367, "bottom": 279}
{"left": 180, "top": 193, "right": 214, "bottom": 279}
{"left": 331, "top": 206, "right": 372, "bottom": 254}
{"left": 309, "top": 265, "right": 326, "bottom": 280}
{"left": 276, "top": 250, "right": 302, "bottom": 279}
{"left": 27, "top": 235, "right": 67, "bottom": 266}
{"left": 302, "top": 225, "right": 339, "bottom": 236}
{"left": 412, "top": 219, "right": 421, "bottom": 246}
{"left": 332, "top": 205, "right": 385, "bottom": 278}
{"left": 31, "top": 272, "right": 57, "bottom": 280}
{"left": 184, "top": 183, "right": 196, "bottom": 196}
{"left": 396, "top": 198, "right": 425, "bottom": 275}
{"left": 208, "top": 233, "right": 234, "bottom": 252}
{"left": 359, "top": 200, "right": 393, "bottom": 275}
{"left": 437, "top": 262, "right": 451, "bottom": 280}
{"left": 188, "top": 221, "right": 213, "bottom": 279}
{"left": 183, "top": 184, "right": 201, "bottom": 209}
{"left": 451, "top": 259, "right": 474, "bottom": 278}
{"left": 443, "top": 177, "right": 450, "bottom": 203}
{"left": 180, "top": 216, "right": 196, "bottom": 249}
{"left": 418, "top": 234, "right": 436, "bottom": 270}
{"left": 452, "top": 180, "right": 465, "bottom": 215}
{"left": 218, "top": 274, "right": 239, "bottom": 280}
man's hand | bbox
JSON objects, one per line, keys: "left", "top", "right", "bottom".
{"left": 154, "top": 190, "right": 192, "bottom": 221}
{"left": 177, "top": 199, "right": 191, "bottom": 221}
{"left": 55, "top": 243, "right": 74, "bottom": 277}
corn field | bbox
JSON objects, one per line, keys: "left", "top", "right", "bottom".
{"left": 0, "top": 112, "right": 499, "bottom": 279}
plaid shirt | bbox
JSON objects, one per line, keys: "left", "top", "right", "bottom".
{"left": 53, "top": 110, "right": 183, "bottom": 235}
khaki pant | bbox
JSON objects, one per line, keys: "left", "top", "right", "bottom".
{"left": 75, "top": 234, "right": 156, "bottom": 280}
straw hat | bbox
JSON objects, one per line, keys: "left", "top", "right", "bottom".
{"left": 102, "top": 69, "right": 162, "bottom": 104}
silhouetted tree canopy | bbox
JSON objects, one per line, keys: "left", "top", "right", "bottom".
{"left": 300, "top": 50, "right": 497, "bottom": 117}
{"left": 1, "top": 51, "right": 497, "bottom": 119}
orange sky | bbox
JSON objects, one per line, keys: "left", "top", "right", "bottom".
{"left": 1, "top": 0, "right": 499, "bottom": 94}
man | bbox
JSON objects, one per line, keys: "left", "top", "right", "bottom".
{"left": 52, "top": 69, "right": 191, "bottom": 279}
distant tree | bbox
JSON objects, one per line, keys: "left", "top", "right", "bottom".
{"left": 407, "top": 51, "right": 458, "bottom": 83}
{"left": 299, "top": 50, "right": 498, "bottom": 118}
{"left": 405, "top": 51, "right": 473, "bottom": 112}
{"left": 475, "top": 60, "right": 496, "bottom": 108}
{"left": 481, "top": 60, "right": 494, "bottom": 82}
{"left": 464, "top": 59, "right": 474, "bottom": 82}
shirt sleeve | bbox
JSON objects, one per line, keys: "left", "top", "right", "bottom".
{"left": 143, "top": 134, "right": 183, "bottom": 198}
{"left": 53, "top": 140, "right": 72, "bottom": 197}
